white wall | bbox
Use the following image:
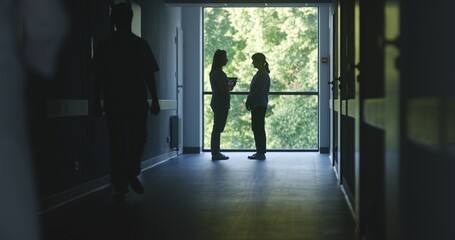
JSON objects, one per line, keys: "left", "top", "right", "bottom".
{"left": 319, "top": 7, "right": 330, "bottom": 152}
{"left": 139, "top": 0, "right": 182, "bottom": 156}
{"left": 182, "top": 7, "right": 202, "bottom": 152}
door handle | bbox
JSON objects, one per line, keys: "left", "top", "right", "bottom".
{"left": 329, "top": 77, "right": 342, "bottom": 85}
{"left": 383, "top": 36, "right": 400, "bottom": 47}
{"left": 354, "top": 63, "right": 360, "bottom": 70}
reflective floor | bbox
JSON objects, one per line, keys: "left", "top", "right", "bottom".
{"left": 40, "top": 152, "right": 357, "bottom": 240}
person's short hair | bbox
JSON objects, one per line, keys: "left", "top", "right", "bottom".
{"left": 111, "top": 3, "right": 133, "bottom": 28}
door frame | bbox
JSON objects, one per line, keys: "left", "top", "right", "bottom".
{"left": 176, "top": 26, "right": 184, "bottom": 155}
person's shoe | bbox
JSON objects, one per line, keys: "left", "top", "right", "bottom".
{"left": 212, "top": 153, "right": 229, "bottom": 160}
{"left": 248, "top": 153, "right": 266, "bottom": 160}
{"left": 128, "top": 176, "right": 144, "bottom": 194}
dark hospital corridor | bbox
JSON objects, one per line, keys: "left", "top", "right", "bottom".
{"left": 1, "top": 0, "right": 454, "bottom": 240}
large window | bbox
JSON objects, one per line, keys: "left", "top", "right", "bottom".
{"left": 203, "top": 7, "right": 319, "bottom": 150}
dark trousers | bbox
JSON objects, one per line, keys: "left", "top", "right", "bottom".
{"left": 106, "top": 104, "right": 148, "bottom": 194}
{"left": 211, "top": 106, "right": 229, "bottom": 154}
{"left": 251, "top": 106, "right": 267, "bottom": 154}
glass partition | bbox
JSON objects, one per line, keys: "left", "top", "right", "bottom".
{"left": 204, "top": 94, "right": 318, "bottom": 150}
{"left": 203, "top": 7, "right": 319, "bottom": 151}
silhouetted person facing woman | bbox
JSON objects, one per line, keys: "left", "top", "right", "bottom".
{"left": 93, "top": 3, "right": 160, "bottom": 202}
{"left": 245, "top": 53, "right": 270, "bottom": 160}
{"left": 210, "top": 50, "right": 236, "bottom": 160}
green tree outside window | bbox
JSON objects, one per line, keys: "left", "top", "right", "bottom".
{"left": 204, "top": 7, "right": 319, "bottom": 150}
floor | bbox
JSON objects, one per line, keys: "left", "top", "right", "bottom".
{"left": 40, "top": 152, "right": 357, "bottom": 240}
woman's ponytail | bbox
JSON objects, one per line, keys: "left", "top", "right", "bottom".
{"left": 264, "top": 61, "right": 270, "bottom": 73}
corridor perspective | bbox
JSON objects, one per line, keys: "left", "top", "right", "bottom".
{"left": 1, "top": 0, "right": 454, "bottom": 240}
{"left": 40, "top": 153, "right": 356, "bottom": 240}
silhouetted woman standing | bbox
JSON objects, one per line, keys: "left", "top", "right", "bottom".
{"left": 245, "top": 53, "right": 270, "bottom": 160}
{"left": 210, "top": 50, "right": 236, "bottom": 160}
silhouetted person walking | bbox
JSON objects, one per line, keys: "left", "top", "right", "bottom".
{"left": 245, "top": 53, "right": 270, "bottom": 160}
{"left": 209, "top": 50, "right": 236, "bottom": 160}
{"left": 93, "top": 3, "right": 160, "bottom": 202}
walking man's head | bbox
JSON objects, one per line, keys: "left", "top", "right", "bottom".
{"left": 111, "top": 3, "right": 133, "bottom": 31}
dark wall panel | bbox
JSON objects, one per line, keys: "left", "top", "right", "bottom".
{"left": 51, "top": 0, "right": 91, "bottom": 99}
{"left": 341, "top": 115, "right": 355, "bottom": 197}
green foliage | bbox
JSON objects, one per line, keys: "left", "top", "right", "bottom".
{"left": 204, "top": 7, "right": 319, "bottom": 150}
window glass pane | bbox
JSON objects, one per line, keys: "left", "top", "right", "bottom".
{"left": 204, "top": 7, "right": 319, "bottom": 93}
{"left": 204, "top": 7, "right": 319, "bottom": 150}
{"left": 204, "top": 94, "right": 318, "bottom": 150}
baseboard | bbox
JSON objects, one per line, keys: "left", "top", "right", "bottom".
{"left": 141, "top": 151, "right": 178, "bottom": 170}
{"left": 340, "top": 180, "right": 361, "bottom": 237}
{"left": 39, "top": 175, "right": 111, "bottom": 214}
{"left": 341, "top": 177, "right": 356, "bottom": 221}
{"left": 319, "top": 147, "right": 330, "bottom": 153}
{"left": 39, "top": 151, "right": 177, "bottom": 214}
{"left": 183, "top": 147, "right": 201, "bottom": 153}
